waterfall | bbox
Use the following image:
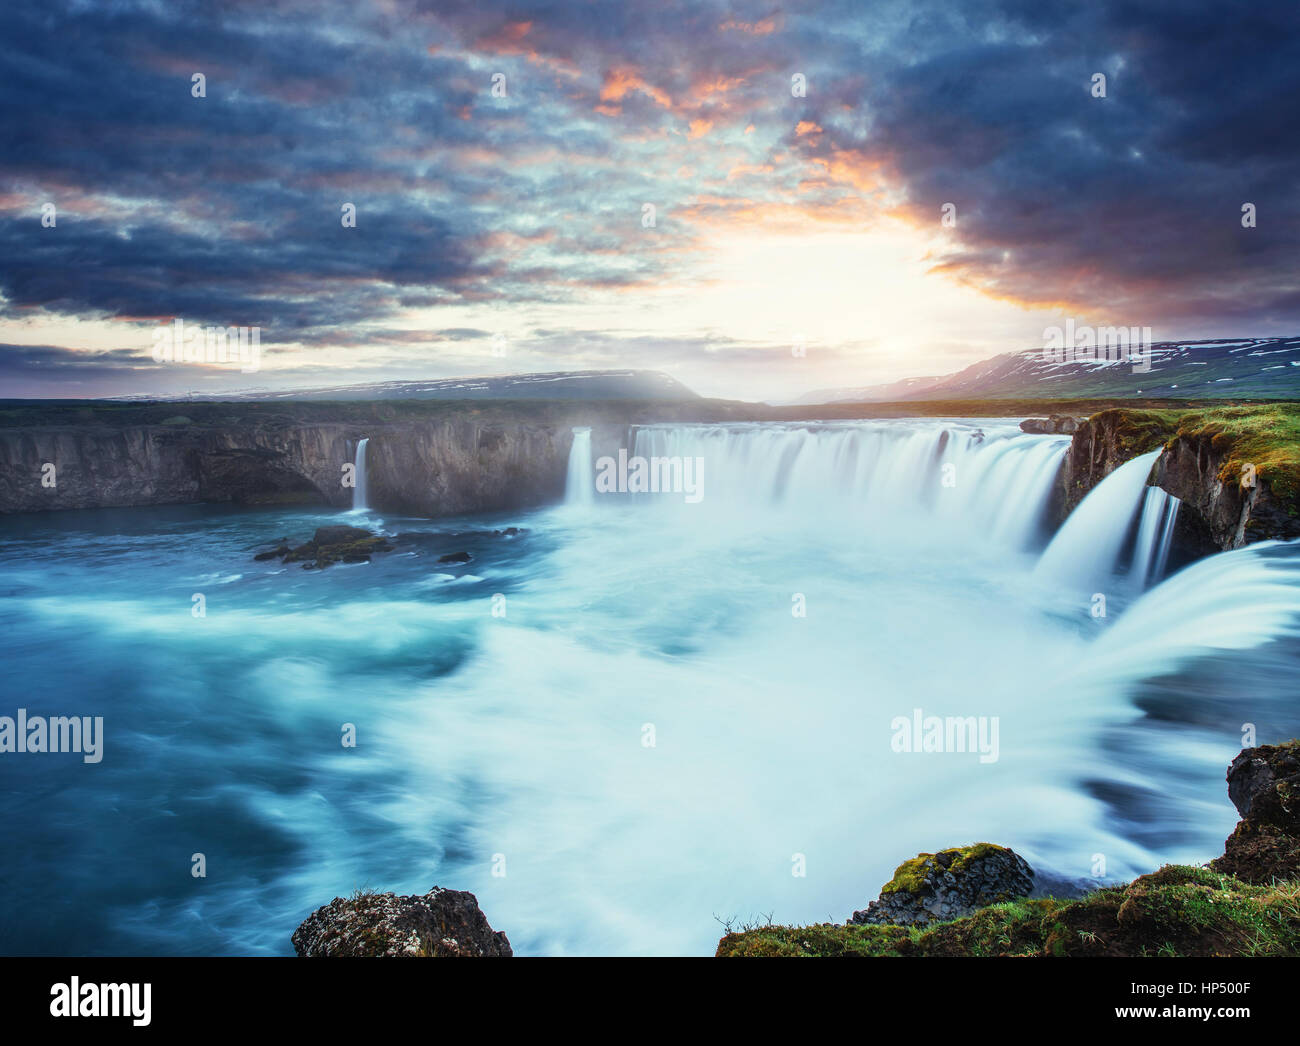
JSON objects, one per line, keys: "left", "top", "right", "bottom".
{"left": 1131, "top": 487, "right": 1181, "bottom": 589}
{"left": 623, "top": 420, "right": 1069, "bottom": 551}
{"left": 1091, "top": 540, "right": 1300, "bottom": 679}
{"left": 1034, "top": 449, "right": 1161, "bottom": 591}
{"left": 352, "top": 437, "right": 369, "bottom": 511}
{"left": 565, "top": 428, "right": 593, "bottom": 506}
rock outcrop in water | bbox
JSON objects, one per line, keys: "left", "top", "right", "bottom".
{"left": 292, "top": 887, "right": 512, "bottom": 957}
{"left": 258, "top": 525, "right": 391, "bottom": 569}
{"left": 717, "top": 741, "right": 1300, "bottom": 957}
{"left": 849, "top": 844, "right": 1034, "bottom": 927}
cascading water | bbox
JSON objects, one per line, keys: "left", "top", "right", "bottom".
{"left": 1131, "top": 487, "right": 1181, "bottom": 589}
{"left": 5, "top": 416, "right": 1300, "bottom": 958}
{"left": 1034, "top": 449, "right": 1161, "bottom": 591}
{"left": 565, "top": 427, "right": 593, "bottom": 506}
{"left": 628, "top": 420, "right": 1070, "bottom": 552}
{"left": 352, "top": 437, "right": 369, "bottom": 511}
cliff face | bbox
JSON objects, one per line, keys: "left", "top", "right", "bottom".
{"left": 1053, "top": 409, "right": 1300, "bottom": 553}
{"left": 6, "top": 401, "right": 1299, "bottom": 545}
{"left": 0, "top": 400, "right": 756, "bottom": 517}
{"left": 0, "top": 421, "right": 360, "bottom": 514}
{"left": 1154, "top": 429, "right": 1300, "bottom": 548}
{"left": 0, "top": 414, "right": 593, "bottom": 517}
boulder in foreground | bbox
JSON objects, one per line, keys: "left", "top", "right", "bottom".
{"left": 292, "top": 887, "right": 512, "bottom": 957}
{"left": 850, "top": 843, "right": 1034, "bottom": 926}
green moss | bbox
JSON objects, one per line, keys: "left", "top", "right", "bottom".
{"left": 1168, "top": 404, "right": 1300, "bottom": 504}
{"left": 880, "top": 843, "right": 1008, "bottom": 894}
{"left": 716, "top": 865, "right": 1300, "bottom": 958}
{"left": 1092, "top": 407, "right": 1184, "bottom": 458}
{"left": 1079, "top": 403, "right": 1300, "bottom": 511}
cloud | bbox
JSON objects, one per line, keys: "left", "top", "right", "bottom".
{"left": 0, "top": 0, "right": 1296, "bottom": 397}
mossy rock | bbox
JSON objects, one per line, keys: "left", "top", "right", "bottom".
{"left": 881, "top": 843, "right": 1010, "bottom": 894}
{"left": 718, "top": 865, "right": 1300, "bottom": 957}
{"left": 853, "top": 843, "right": 1034, "bottom": 926}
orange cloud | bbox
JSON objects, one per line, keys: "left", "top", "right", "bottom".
{"left": 599, "top": 67, "right": 673, "bottom": 110}
{"left": 692, "top": 74, "right": 747, "bottom": 98}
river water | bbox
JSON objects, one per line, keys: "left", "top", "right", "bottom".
{"left": 1, "top": 418, "right": 1298, "bottom": 955}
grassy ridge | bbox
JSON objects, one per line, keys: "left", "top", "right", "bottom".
{"left": 717, "top": 866, "right": 1300, "bottom": 958}
{"left": 1084, "top": 403, "right": 1300, "bottom": 503}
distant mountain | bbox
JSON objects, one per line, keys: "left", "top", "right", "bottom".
{"left": 117, "top": 369, "right": 701, "bottom": 403}
{"left": 796, "top": 337, "right": 1300, "bottom": 403}
{"left": 792, "top": 374, "right": 950, "bottom": 404}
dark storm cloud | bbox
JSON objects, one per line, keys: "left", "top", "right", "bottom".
{"left": 785, "top": 0, "right": 1300, "bottom": 323}
{"left": 0, "top": 0, "right": 685, "bottom": 340}
{"left": 0, "top": 0, "right": 1296, "bottom": 396}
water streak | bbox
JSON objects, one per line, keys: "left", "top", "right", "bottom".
{"left": 1035, "top": 449, "right": 1161, "bottom": 591}
{"left": 565, "top": 428, "right": 593, "bottom": 506}
{"left": 352, "top": 437, "right": 369, "bottom": 511}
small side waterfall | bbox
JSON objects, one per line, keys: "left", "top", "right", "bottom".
{"left": 1132, "top": 486, "right": 1181, "bottom": 589}
{"left": 565, "top": 428, "right": 593, "bottom": 506}
{"left": 352, "top": 437, "right": 369, "bottom": 511}
{"left": 1034, "top": 449, "right": 1162, "bottom": 591}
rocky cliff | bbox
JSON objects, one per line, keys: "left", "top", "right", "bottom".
{"left": 1049, "top": 406, "right": 1300, "bottom": 554}
{"left": 0, "top": 399, "right": 761, "bottom": 517}
{"left": 5, "top": 400, "right": 1299, "bottom": 544}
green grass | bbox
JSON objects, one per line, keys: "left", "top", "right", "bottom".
{"left": 1047, "top": 402, "right": 1300, "bottom": 508}
{"left": 716, "top": 866, "right": 1300, "bottom": 957}
{"left": 1169, "top": 404, "right": 1300, "bottom": 503}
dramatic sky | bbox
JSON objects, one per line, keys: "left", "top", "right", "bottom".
{"left": 1, "top": 0, "right": 1297, "bottom": 400}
